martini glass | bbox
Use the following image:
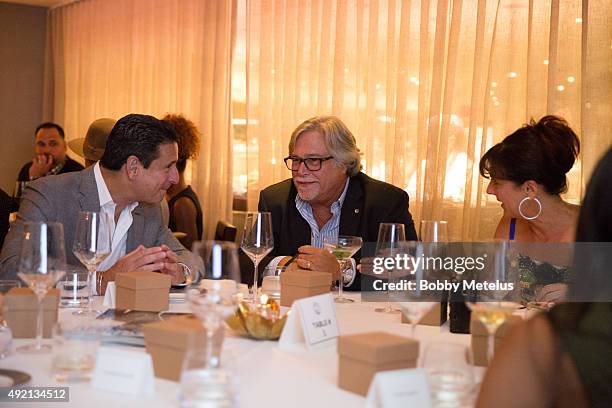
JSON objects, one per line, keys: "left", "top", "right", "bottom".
{"left": 323, "top": 235, "right": 362, "bottom": 303}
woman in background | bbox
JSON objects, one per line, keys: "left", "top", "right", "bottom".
{"left": 162, "top": 114, "right": 203, "bottom": 250}
{"left": 477, "top": 148, "right": 612, "bottom": 408}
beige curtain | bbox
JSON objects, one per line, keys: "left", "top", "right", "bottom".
{"left": 43, "top": 0, "right": 235, "bottom": 239}
{"left": 235, "top": 0, "right": 612, "bottom": 241}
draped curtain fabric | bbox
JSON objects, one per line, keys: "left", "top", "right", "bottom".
{"left": 235, "top": 0, "right": 612, "bottom": 240}
{"left": 43, "top": 0, "right": 235, "bottom": 240}
{"left": 43, "top": 0, "right": 611, "bottom": 242}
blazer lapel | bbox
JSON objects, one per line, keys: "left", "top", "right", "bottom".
{"left": 339, "top": 175, "right": 364, "bottom": 237}
{"left": 78, "top": 167, "right": 101, "bottom": 212}
{"left": 126, "top": 206, "right": 144, "bottom": 252}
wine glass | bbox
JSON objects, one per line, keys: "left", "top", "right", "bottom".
{"left": 422, "top": 342, "right": 475, "bottom": 407}
{"left": 17, "top": 222, "right": 67, "bottom": 353}
{"left": 187, "top": 241, "right": 241, "bottom": 369}
{"left": 419, "top": 220, "right": 448, "bottom": 242}
{"left": 392, "top": 241, "right": 438, "bottom": 337}
{"left": 323, "top": 235, "right": 362, "bottom": 303}
{"left": 374, "top": 223, "right": 405, "bottom": 314}
{"left": 72, "top": 211, "right": 111, "bottom": 316}
{"left": 466, "top": 241, "right": 520, "bottom": 363}
{"left": 240, "top": 212, "right": 274, "bottom": 302}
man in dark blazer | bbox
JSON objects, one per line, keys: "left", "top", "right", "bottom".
{"left": 257, "top": 116, "right": 417, "bottom": 291}
{"left": 0, "top": 114, "right": 197, "bottom": 293}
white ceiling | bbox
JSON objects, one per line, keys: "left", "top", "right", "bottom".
{"left": 3, "top": 0, "right": 67, "bottom": 8}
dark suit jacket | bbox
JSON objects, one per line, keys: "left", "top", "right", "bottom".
{"left": 257, "top": 172, "right": 417, "bottom": 290}
{"left": 0, "top": 166, "right": 196, "bottom": 279}
{"left": 17, "top": 156, "right": 84, "bottom": 182}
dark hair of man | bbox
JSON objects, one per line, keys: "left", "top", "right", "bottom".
{"left": 100, "top": 114, "right": 178, "bottom": 171}
{"left": 479, "top": 115, "right": 580, "bottom": 195}
{"left": 35, "top": 122, "right": 65, "bottom": 139}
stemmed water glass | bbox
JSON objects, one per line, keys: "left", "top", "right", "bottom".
{"left": 17, "top": 222, "right": 67, "bottom": 353}
{"left": 466, "top": 241, "right": 520, "bottom": 363}
{"left": 392, "top": 241, "right": 438, "bottom": 337}
{"left": 323, "top": 235, "right": 362, "bottom": 303}
{"left": 240, "top": 212, "right": 274, "bottom": 302}
{"left": 374, "top": 223, "right": 405, "bottom": 314}
{"left": 72, "top": 211, "right": 111, "bottom": 316}
{"left": 186, "top": 241, "right": 241, "bottom": 369}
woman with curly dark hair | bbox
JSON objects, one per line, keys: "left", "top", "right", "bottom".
{"left": 162, "top": 113, "right": 203, "bottom": 250}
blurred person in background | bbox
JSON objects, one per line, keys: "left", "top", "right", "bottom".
{"left": 162, "top": 113, "right": 203, "bottom": 250}
{"left": 17, "top": 122, "right": 83, "bottom": 182}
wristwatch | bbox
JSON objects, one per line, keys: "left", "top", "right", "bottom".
{"left": 179, "top": 263, "right": 192, "bottom": 283}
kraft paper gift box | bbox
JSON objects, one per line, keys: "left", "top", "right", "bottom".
{"left": 143, "top": 315, "right": 223, "bottom": 381}
{"left": 3, "top": 288, "right": 60, "bottom": 338}
{"left": 115, "top": 271, "right": 171, "bottom": 312}
{"left": 400, "top": 302, "right": 448, "bottom": 326}
{"left": 279, "top": 269, "right": 331, "bottom": 307}
{"left": 337, "top": 331, "right": 419, "bottom": 396}
{"left": 470, "top": 314, "right": 523, "bottom": 366}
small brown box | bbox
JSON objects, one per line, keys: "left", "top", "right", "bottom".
{"left": 280, "top": 269, "right": 331, "bottom": 307}
{"left": 143, "top": 315, "right": 223, "bottom": 381}
{"left": 115, "top": 271, "right": 171, "bottom": 312}
{"left": 400, "top": 302, "right": 448, "bottom": 326}
{"left": 3, "top": 288, "right": 60, "bottom": 338}
{"left": 338, "top": 331, "right": 419, "bottom": 396}
{"left": 470, "top": 314, "right": 523, "bottom": 366}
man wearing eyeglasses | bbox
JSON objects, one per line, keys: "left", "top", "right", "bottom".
{"left": 258, "top": 115, "right": 417, "bottom": 290}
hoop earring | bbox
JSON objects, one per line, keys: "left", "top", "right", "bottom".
{"left": 518, "top": 196, "right": 542, "bottom": 220}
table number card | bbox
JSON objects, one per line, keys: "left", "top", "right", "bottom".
{"left": 279, "top": 293, "right": 339, "bottom": 350}
{"left": 366, "top": 368, "right": 432, "bottom": 408}
{"left": 92, "top": 346, "right": 155, "bottom": 397}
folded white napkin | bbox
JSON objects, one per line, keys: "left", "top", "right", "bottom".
{"left": 103, "top": 282, "right": 116, "bottom": 308}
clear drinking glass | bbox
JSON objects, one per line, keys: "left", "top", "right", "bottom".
{"left": 419, "top": 220, "right": 449, "bottom": 243}
{"left": 58, "top": 268, "right": 90, "bottom": 308}
{"left": 12, "top": 181, "right": 29, "bottom": 204}
{"left": 17, "top": 222, "right": 66, "bottom": 353}
{"left": 51, "top": 319, "right": 101, "bottom": 382}
{"left": 374, "top": 223, "right": 406, "bottom": 313}
{"left": 187, "top": 241, "right": 241, "bottom": 370}
{"left": 72, "top": 211, "right": 111, "bottom": 316}
{"left": 422, "top": 342, "right": 475, "bottom": 407}
{"left": 0, "top": 281, "right": 20, "bottom": 358}
{"left": 180, "top": 344, "right": 239, "bottom": 407}
{"left": 323, "top": 235, "right": 362, "bottom": 303}
{"left": 260, "top": 265, "right": 287, "bottom": 302}
{"left": 240, "top": 212, "right": 274, "bottom": 302}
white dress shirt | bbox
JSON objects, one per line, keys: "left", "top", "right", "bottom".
{"left": 92, "top": 162, "right": 139, "bottom": 294}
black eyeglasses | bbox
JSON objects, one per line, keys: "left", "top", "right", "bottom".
{"left": 283, "top": 156, "right": 334, "bottom": 171}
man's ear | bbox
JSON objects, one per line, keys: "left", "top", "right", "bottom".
{"left": 125, "top": 156, "right": 141, "bottom": 180}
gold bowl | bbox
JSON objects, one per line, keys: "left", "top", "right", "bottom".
{"left": 226, "top": 298, "right": 289, "bottom": 340}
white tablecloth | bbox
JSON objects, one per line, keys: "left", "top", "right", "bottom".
{"left": 0, "top": 293, "right": 483, "bottom": 407}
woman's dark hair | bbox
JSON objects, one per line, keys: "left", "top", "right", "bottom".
{"left": 100, "top": 114, "right": 177, "bottom": 171}
{"left": 161, "top": 114, "right": 201, "bottom": 173}
{"left": 479, "top": 115, "right": 580, "bottom": 195}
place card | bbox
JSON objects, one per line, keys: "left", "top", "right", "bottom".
{"left": 278, "top": 293, "right": 339, "bottom": 350}
{"left": 102, "top": 282, "right": 116, "bottom": 308}
{"left": 91, "top": 346, "right": 154, "bottom": 396}
{"left": 366, "top": 368, "right": 431, "bottom": 408}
